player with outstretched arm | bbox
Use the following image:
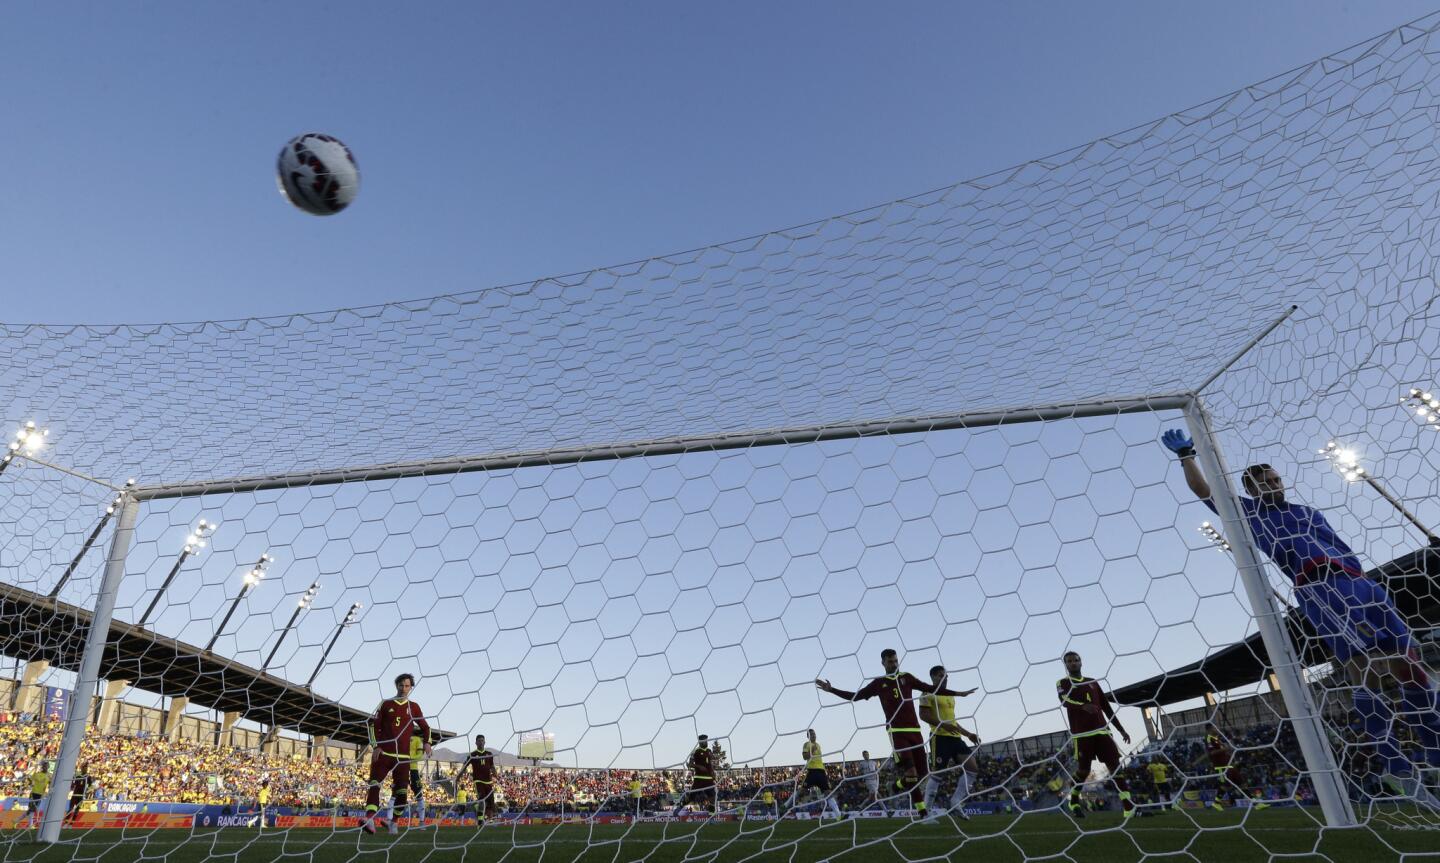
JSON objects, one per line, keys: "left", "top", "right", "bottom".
{"left": 815, "top": 648, "right": 969, "bottom": 819}
{"left": 1162, "top": 428, "right": 1440, "bottom": 803}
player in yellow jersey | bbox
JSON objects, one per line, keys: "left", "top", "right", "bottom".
{"left": 629, "top": 777, "right": 643, "bottom": 819}
{"left": 255, "top": 777, "right": 271, "bottom": 831}
{"left": 799, "top": 729, "right": 841, "bottom": 818}
{"left": 24, "top": 765, "right": 50, "bottom": 830}
{"left": 407, "top": 732, "right": 429, "bottom": 826}
{"left": 917, "top": 665, "right": 980, "bottom": 821}
{"left": 452, "top": 785, "right": 470, "bottom": 823}
{"left": 1146, "top": 759, "right": 1178, "bottom": 811}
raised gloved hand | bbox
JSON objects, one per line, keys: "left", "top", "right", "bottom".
{"left": 1161, "top": 429, "right": 1196, "bottom": 459}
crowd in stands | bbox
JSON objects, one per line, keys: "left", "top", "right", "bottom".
{"left": 1114, "top": 722, "right": 1314, "bottom": 807}
{"left": 0, "top": 718, "right": 362, "bottom": 807}
{"left": 0, "top": 715, "right": 1336, "bottom": 816}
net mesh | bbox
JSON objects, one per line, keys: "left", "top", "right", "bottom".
{"left": 3, "top": 10, "right": 1440, "bottom": 862}
{"left": 18, "top": 21, "right": 1440, "bottom": 486}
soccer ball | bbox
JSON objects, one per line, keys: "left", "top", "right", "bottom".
{"left": 276, "top": 133, "right": 360, "bottom": 216}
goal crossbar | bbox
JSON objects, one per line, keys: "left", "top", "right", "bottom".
{"left": 130, "top": 393, "right": 1194, "bottom": 501}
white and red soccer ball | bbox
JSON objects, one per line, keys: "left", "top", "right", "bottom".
{"left": 277, "top": 133, "right": 360, "bottom": 216}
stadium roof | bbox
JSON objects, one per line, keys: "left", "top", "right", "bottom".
{"left": 1114, "top": 549, "right": 1440, "bottom": 707}
{"left": 0, "top": 580, "right": 454, "bottom": 747}
{"left": 1112, "top": 614, "right": 1323, "bottom": 708}
{"left": 8, "top": 19, "right": 1440, "bottom": 490}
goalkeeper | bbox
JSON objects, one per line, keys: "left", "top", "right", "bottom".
{"left": 1162, "top": 428, "right": 1440, "bottom": 795}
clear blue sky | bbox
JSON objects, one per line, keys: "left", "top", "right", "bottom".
{"left": 5, "top": 2, "right": 1440, "bottom": 772}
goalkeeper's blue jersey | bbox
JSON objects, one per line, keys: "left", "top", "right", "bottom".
{"left": 1207, "top": 496, "right": 1363, "bottom": 583}
{"left": 1210, "top": 495, "right": 1408, "bottom": 663}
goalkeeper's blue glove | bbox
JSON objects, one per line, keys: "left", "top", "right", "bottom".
{"left": 1161, "top": 429, "right": 1196, "bottom": 459}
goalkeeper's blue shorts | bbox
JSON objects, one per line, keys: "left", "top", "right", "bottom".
{"left": 1296, "top": 568, "right": 1410, "bottom": 663}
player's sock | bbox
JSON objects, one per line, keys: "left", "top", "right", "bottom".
{"left": 1356, "top": 687, "right": 1408, "bottom": 775}
{"left": 1113, "top": 777, "right": 1133, "bottom": 819}
{"left": 950, "top": 772, "right": 971, "bottom": 810}
{"left": 923, "top": 774, "right": 940, "bottom": 812}
{"left": 1069, "top": 788, "right": 1081, "bottom": 811}
{"left": 1399, "top": 685, "right": 1440, "bottom": 767}
{"left": 912, "top": 775, "right": 928, "bottom": 815}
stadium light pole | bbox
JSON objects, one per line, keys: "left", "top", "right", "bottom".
{"left": 1198, "top": 521, "right": 1231, "bottom": 553}
{"left": 1185, "top": 396, "right": 1356, "bottom": 827}
{"left": 0, "top": 421, "right": 48, "bottom": 479}
{"left": 260, "top": 581, "right": 320, "bottom": 674}
{"left": 48, "top": 479, "right": 137, "bottom": 599}
{"left": 306, "top": 602, "right": 361, "bottom": 689}
{"left": 39, "top": 492, "right": 139, "bottom": 844}
{"left": 136, "top": 518, "right": 217, "bottom": 626}
{"left": 1403, "top": 387, "right": 1440, "bottom": 430}
{"left": 1201, "top": 521, "right": 1297, "bottom": 609}
{"left": 1317, "top": 440, "right": 1436, "bottom": 541}
{"left": 204, "top": 554, "right": 272, "bottom": 654}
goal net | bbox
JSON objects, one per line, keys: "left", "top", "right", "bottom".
{"left": 5, "top": 11, "right": 1440, "bottom": 862}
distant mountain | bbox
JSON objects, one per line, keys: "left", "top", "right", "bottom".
{"left": 432, "top": 745, "right": 548, "bottom": 767}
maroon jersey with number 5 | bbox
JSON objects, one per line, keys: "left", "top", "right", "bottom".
{"left": 369, "top": 698, "right": 430, "bottom": 756}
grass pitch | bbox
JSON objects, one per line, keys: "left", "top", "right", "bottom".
{"left": 4, "top": 808, "right": 1439, "bottom": 862}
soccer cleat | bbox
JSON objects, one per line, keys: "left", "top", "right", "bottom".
{"left": 1380, "top": 772, "right": 1415, "bottom": 800}
{"left": 1388, "top": 774, "right": 1440, "bottom": 812}
{"left": 361, "top": 816, "right": 377, "bottom": 835}
{"left": 387, "top": 819, "right": 399, "bottom": 835}
{"left": 1067, "top": 804, "right": 1086, "bottom": 820}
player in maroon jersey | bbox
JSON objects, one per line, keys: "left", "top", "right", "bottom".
{"left": 816, "top": 648, "right": 954, "bottom": 818}
{"left": 63, "top": 764, "right": 91, "bottom": 826}
{"left": 1056, "top": 651, "right": 1133, "bottom": 820}
{"left": 363, "top": 673, "right": 432, "bottom": 835}
{"left": 1204, "top": 724, "right": 1241, "bottom": 809}
{"left": 675, "top": 734, "right": 717, "bottom": 816}
{"left": 459, "top": 734, "right": 496, "bottom": 826}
